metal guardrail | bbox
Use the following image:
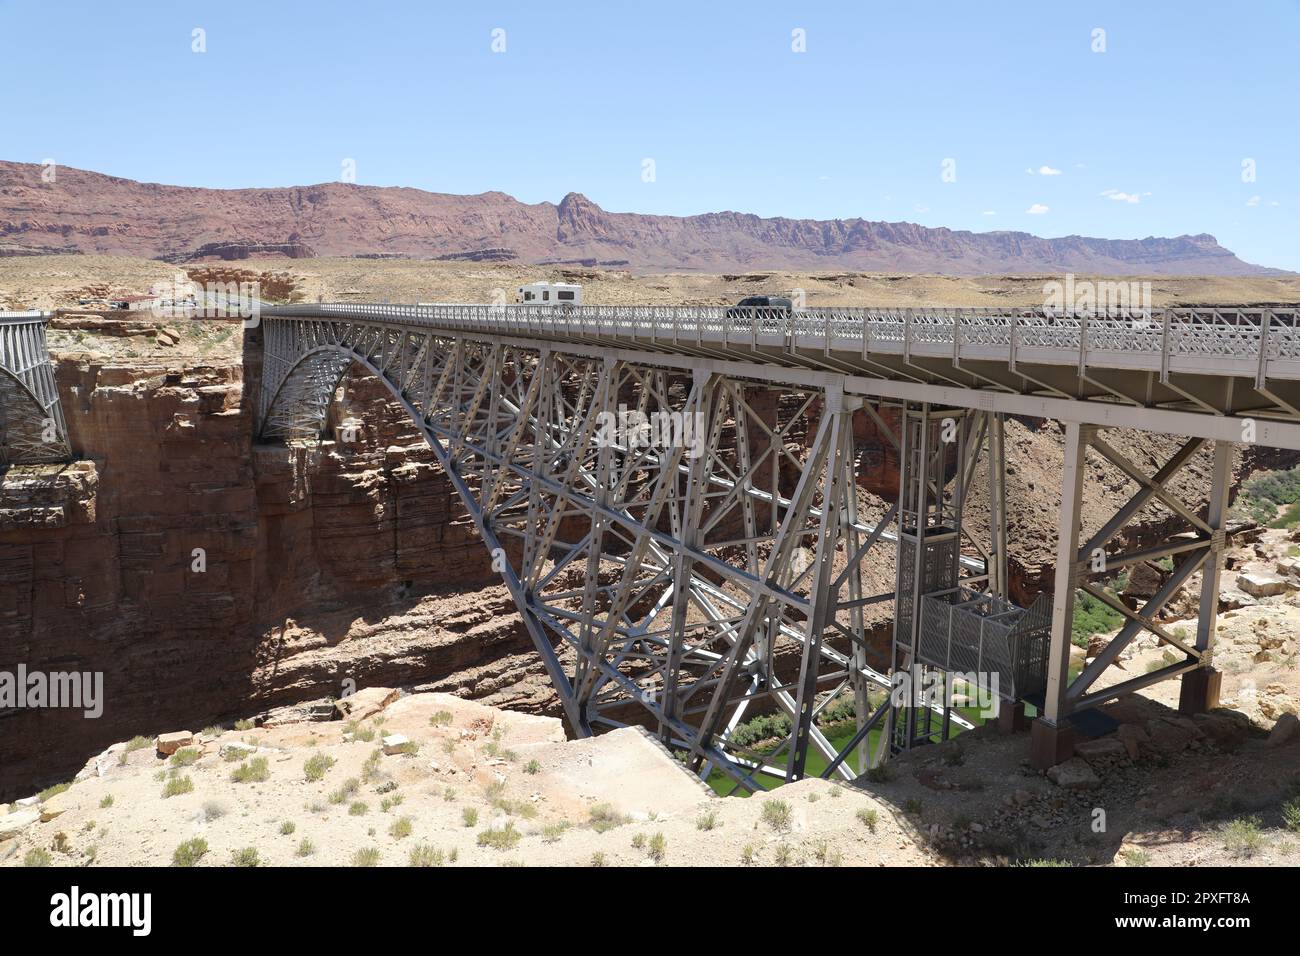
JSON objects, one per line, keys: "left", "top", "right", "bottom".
{"left": 260, "top": 303, "right": 1300, "bottom": 379}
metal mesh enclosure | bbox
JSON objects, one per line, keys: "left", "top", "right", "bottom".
{"left": 917, "top": 588, "right": 1052, "bottom": 701}
{"left": 895, "top": 531, "right": 960, "bottom": 651}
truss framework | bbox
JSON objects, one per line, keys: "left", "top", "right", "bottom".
{"left": 1033, "top": 425, "right": 1233, "bottom": 764}
{"left": 259, "top": 312, "right": 1242, "bottom": 785}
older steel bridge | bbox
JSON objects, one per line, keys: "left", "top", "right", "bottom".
{"left": 251, "top": 302, "right": 1300, "bottom": 789}
{"left": 0, "top": 311, "right": 70, "bottom": 467}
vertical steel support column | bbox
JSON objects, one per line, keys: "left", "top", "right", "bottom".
{"left": 788, "top": 388, "right": 861, "bottom": 780}
{"left": 662, "top": 369, "right": 716, "bottom": 742}
{"left": 988, "top": 412, "right": 1010, "bottom": 600}
{"left": 1031, "top": 420, "right": 1092, "bottom": 768}
{"left": 1180, "top": 439, "right": 1232, "bottom": 714}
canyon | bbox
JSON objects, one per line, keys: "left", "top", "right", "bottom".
{"left": 4, "top": 262, "right": 1300, "bottom": 801}
{"left": 0, "top": 161, "right": 1287, "bottom": 276}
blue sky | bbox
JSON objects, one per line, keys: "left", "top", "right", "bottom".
{"left": 2, "top": 1, "right": 1297, "bottom": 269}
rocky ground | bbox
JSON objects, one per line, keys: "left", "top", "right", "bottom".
{"left": 0, "top": 690, "right": 929, "bottom": 868}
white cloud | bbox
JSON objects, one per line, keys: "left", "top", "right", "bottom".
{"left": 1246, "top": 195, "right": 1261, "bottom": 207}
{"left": 982, "top": 210, "right": 996, "bottom": 216}
{"left": 1101, "top": 188, "right": 1141, "bottom": 204}
{"left": 1038, "top": 165, "right": 1063, "bottom": 176}
{"left": 1026, "top": 203, "right": 1050, "bottom": 215}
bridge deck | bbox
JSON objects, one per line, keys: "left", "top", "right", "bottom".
{"left": 263, "top": 303, "right": 1300, "bottom": 385}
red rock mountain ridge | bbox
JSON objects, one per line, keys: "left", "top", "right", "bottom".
{"left": 0, "top": 161, "right": 1282, "bottom": 275}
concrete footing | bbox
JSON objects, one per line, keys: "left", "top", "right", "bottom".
{"left": 1030, "top": 718, "right": 1076, "bottom": 769}
{"left": 996, "top": 701, "right": 1029, "bottom": 734}
{"left": 1178, "top": 667, "right": 1221, "bottom": 716}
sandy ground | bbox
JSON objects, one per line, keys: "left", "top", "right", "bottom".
{"left": 5, "top": 254, "right": 1300, "bottom": 312}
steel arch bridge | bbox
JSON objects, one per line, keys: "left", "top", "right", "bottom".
{"left": 0, "top": 311, "right": 71, "bottom": 467}
{"left": 258, "top": 303, "right": 1300, "bottom": 789}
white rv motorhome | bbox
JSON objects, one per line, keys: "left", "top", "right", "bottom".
{"left": 516, "top": 282, "right": 582, "bottom": 307}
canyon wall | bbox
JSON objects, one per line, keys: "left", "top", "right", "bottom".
{"left": 0, "top": 319, "right": 551, "bottom": 799}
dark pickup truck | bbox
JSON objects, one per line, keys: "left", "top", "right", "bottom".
{"left": 724, "top": 295, "right": 794, "bottom": 320}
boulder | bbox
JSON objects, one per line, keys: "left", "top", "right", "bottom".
{"left": 1267, "top": 713, "right": 1300, "bottom": 748}
{"left": 1122, "top": 562, "right": 1166, "bottom": 606}
{"left": 0, "top": 808, "right": 40, "bottom": 841}
{"left": 40, "top": 792, "right": 70, "bottom": 823}
{"left": 334, "top": 687, "right": 401, "bottom": 722}
{"left": 1277, "top": 557, "right": 1300, "bottom": 577}
{"left": 1237, "top": 573, "right": 1289, "bottom": 598}
{"left": 1191, "top": 712, "right": 1249, "bottom": 746}
{"left": 1046, "top": 758, "right": 1100, "bottom": 790}
{"left": 1117, "top": 723, "right": 1149, "bottom": 758}
{"left": 382, "top": 733, "right": 412, "bottom": 755}
{"left": 156, "top": 731, "right": 193, "bottom": 755}
{"left": 1076, "top": 737, "right": 1127, "bottom": 761}
{"left": 1145, "top": 717, "right": 1196, "bottom": 754}
{"left": 219, "top": 741, "right": 258, "bottom": 759}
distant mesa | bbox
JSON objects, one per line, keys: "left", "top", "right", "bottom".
{"left": 0, "top": 160, "right": 1286, "bottom": 276}
{"left": 435, "top": 248, "right": 518, "bottom": 263}
{"left": 163, "top": 239, "right": 316, "bottom": 263}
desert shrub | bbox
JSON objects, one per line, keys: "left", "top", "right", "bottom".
{"left": 328, "top": 778, "right": 361, "bottom": 804}
{"left": 172, "top": 838, "right": 209, "bottom": 867}
{"left": 857, "top": 807, "right": 879, "bottom": 831}
{"left": 389, "top": 816, "right": 414, "bottom": 839}
{"left": 1121, "top": 847, "right": 1150, "bottom": 866}
{"left": 761, "top": 799, "right": 792, "bottom": 831}
{"left": 1219, "top": 817, "right": 1265, "bottom": 858}
{"left": 296, "top": 838, "right": 316, "bottom": 857}
{"left": 348, "top": 801, "right": 369, "bottom": 816}
{"left": 409, "top": 844, "right": 444, "bottom": 867}
{"left": 429, "top": 710, "right": 454, "bottom": 727}
{"left": 231, "top": 847, "right": 260, "bottom": 867}
{"left": 541, "top": 821, "right": 570, "bottom": 843}
{"left": 647, "top": 832, "right": 666, "bottom": 862}
{"left": 124, "top": 736, "right": 151, "bottom": 753}
{"left": 524, "top": 759, "right": 541, "bottom": 775}
{"left": 477, "top": 822, "right": 521, "bottom": 850}
{"left": 230, "top": 756, "right": 269, "bottom": 784}
{"left": 1283, "top": 798, "right": 1300, "bottom": 833}
{"left": 99, "top": 794, "right": 114, "bottom": 809}
{"left": 588, "top": 803, "right": 629, "bottom": 832}
{"left": 39, "top": 782, "right": 71, "bottom": 801}
{"left": 162, "top": 776, "right": 194, "bottom": 798}
{"left": 462, "top": 807, "right": 479, "bottom": 827}
{"left": 696, "top": 808, "right": 719, "bottom": 831}
{"left": 169, "top": 747, "right": 201, "bottom": 768}
{"left": 279, "top": 820, "right": 296, "bottom": 835}
{"left": 303, "top": 753, "right": 335, "bottom": 782}
{"left": 351, "top": 847, "right": 381, "bottom": 867}
{"left": 23, "top": 848, "right": 52, "bottom": 867}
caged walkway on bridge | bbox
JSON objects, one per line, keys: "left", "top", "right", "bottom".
{"left": 255, "top": 302, "right": 1300, "bottom": 790}
{"left": 0, "top": 310, "right": 70, "bottom": 467}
